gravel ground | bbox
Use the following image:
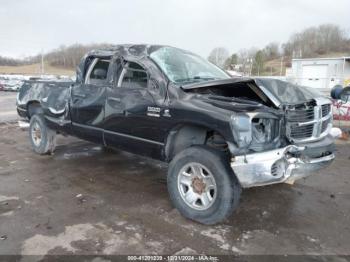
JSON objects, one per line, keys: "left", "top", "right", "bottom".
{"left": 0, "top": 91, "right": 18, "bottom": 122}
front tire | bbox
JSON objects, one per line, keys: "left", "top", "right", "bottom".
{"left": 29, "top": 114, "right": 56, "bottom": 155}
{"left": 167, "top": 146, "right": 241, "bottom": 225}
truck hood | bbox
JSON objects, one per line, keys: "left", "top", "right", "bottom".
{"left": 255, "top": 78, "right": 326, "bottom": 106}
{"left": 181, "top": 77, "right": 327, "bottom": 107}
{"left": 181, "top": 78, "right": 271, "bottom": 110}
{"left": 194, "top": 94, "right": 269, "bottom": 113}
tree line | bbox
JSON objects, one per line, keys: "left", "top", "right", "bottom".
{"left": 208, "top": 24, "right": 350, "bottom": 75}
{"left": 0, "top": 43, "right": 114, "bottom": 68}
{"left": 0, "top": 56, "right": 29, "bottom": 66}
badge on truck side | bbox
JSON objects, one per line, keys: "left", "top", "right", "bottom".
{"left": 147, "top": 106, "right": 161, "bottom": 117}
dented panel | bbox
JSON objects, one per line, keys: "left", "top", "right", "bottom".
{"left": 231, "top": 142, "right": 335, "bottom": 188}
{"left": 17, "top": 80, "right": 72, "bottom": 121}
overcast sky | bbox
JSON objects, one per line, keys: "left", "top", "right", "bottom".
{"left": 1, "top": 0, "right": 349, "bottom": 58}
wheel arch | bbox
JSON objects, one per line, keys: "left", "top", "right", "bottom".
{"left": 164, "top": 123, "right": 229, "bottom": 162}
{"left": 27, "top": 101, "right": 43, "bottom": 118}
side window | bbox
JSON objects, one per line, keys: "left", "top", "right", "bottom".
{"left": 85, "top": 58, "right": 110, "bottom": 85}
{"left": 118, "top": 62, "right": 148, "bottom": 88}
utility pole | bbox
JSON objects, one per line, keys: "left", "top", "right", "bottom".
{"left": 41, "top": 49, "right": 44, "bottom": 75}
{"left": 280, "top": 56, "right": 284, "bottom": 76}
{"left": 249, "top": 58, "right": 253, "bottom": 76}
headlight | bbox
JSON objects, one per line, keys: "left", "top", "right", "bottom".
{"left": 230, "top": 114, "right": 252, "bottom": 147}
{"left": 251, "top": 118, "right": 278, "bottom": 143}
{"left": 231, "top": 113, "right": 280, "bottom": 148}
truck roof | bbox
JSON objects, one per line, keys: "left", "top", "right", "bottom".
{"left": 85, "top": 44, "right": 172, "bottom": 58}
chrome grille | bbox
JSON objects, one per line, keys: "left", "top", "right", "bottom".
{"left": 286, "top": 99, "right": 332, "bottom": 143}
{"left": 321, "top": 118, "right": 331, "bottom": 133}
{"left": 322, "top": 104, "right": 331, "bottom": 117}
{"left": 290, "top": 124, "right": 314, "bottom": 139}
{"left": 286, "top": 108, "right": 314, "bottom": 122}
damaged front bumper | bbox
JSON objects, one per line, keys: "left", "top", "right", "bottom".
{"left": 231, "top": 138, "right": 335, "bottom": 188}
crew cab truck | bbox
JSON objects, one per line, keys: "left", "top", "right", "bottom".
{"left": 17, "top": 45, "right": 336, "bottom": 224}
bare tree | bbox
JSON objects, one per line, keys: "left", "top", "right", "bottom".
{"left": 282, "top": 24, "right": 349, "bottom": 58}
{"left": 27, "top": 43, "right": 114, "bottom": 69}
{"left": 208, "top": 47, "right": 230, "bottom": 68}
{"left": 263, "top": 42, "right": 280, "bottom": 60}
{"left": 0, "top": 56, "right": 24, "bottom": 66}
{"left": 237, "top": 48, "right": 258, "bottom": 75}
{"left": 224, "top": 53, "right": 238, "bottom": 70}
{"left": 253, "top": 50, "right": 265, "bottom": 76}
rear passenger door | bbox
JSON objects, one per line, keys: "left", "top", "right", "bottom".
{"left": 103, "top": 61, "right": 163, "bottom": 158}
{"left": 70, "top": 57, "right": 110, "bottom": 143}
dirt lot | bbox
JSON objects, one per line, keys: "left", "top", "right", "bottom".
{"left": 0, "top": 92, "right": 350, "bottom": 260}
{"left": 0, "top": 92, "right": 18, "bottom": 122}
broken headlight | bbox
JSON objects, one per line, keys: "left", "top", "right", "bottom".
{"left": 230, "top": 114, "right": 252, "bottom": 147}
{"left": 252, "top": 118, "right": 276, "bottom": 143}
{"left": 231, "top": 114, "right": 280, "bottom": 149}
{"left": 250, "top": 117, "right": 281, "bottom": 151}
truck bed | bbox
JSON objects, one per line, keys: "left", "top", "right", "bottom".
{"left": 17, "top": 80, "right": 73, "bottom": 119}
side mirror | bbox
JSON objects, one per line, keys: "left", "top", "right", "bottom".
{"left": 93, "top": 68, "right": 107, "bottom": 79}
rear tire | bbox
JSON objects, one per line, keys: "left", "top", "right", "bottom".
{"left": 29, "top": 114, "right": 56, "bottom": 155}
{"left": 167, "top": 146, "right": 241, "bottom": 225}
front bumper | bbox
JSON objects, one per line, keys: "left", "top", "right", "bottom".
{"left": 231, "top": 136, "right": 335, "bottom": 188}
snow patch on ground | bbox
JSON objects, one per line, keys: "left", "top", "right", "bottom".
{"left": 0, "top": 210, "right": 14, "bottom": 217}
{"left": 173, "top": 247, "right": 198, "bottom": 255}
{"left": 0, "top": 195, "right": 19, "bottom": 202}
{"left": 201, "top": 226, "right": 230, "bottom": 243}
{"left": 21, "top": 221, "right": 166, "bottom": 258}
{"left": 201, "top": 228, "right": 226, "bottom": 244}
{"left": 22, "top": 223, "right": 93, "bottom": 255}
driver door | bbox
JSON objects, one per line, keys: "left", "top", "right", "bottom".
{"left": 103, "top": 61, "right": 164, "bottom": 158}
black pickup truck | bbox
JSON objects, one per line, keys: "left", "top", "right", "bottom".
{"left": 17, "top": 45, "right": 336, "bottom": 224}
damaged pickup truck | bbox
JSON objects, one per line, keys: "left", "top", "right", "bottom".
{"left": 17, "top": 45, "right": 336, "bottom": 224}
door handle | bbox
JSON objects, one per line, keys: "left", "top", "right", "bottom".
{"left": 108, "top": 97, "right": 121, "bottom": 103}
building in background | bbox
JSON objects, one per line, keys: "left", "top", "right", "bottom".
{"left": 288, "top": 57, "right": 350, "bottom": 92}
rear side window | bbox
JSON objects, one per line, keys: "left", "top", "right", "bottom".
{"left": 118, "top": 62, "right": 148, "bottom": 88}
{"left": 85, "top": 58, "right": 110, "bottom": 85}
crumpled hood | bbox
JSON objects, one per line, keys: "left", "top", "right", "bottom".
{"left": 196, "top": 95, "right": 262, "bottom": 110}
{"left": 255, "top": 78, "right": 326, "bottom": 105}
{"left": 191, "top": 94, "right": 279, "bottom": 115}
{"left": 181, "top": 77, "right": 328, "bottom": 107}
